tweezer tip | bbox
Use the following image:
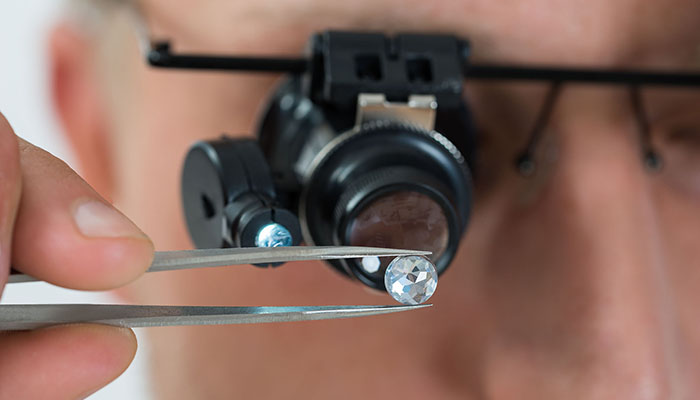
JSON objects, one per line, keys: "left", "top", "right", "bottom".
{"left": 316, "top": 303, "right": 433, "bottom": 319}
{"left": 371, "top": 303, "right": 432, "bottom": 310}
{"left": 368, "top": 247, "right": 433, "bottom": 256}
{"left": 393, "top": 303, "right": 432, "bottom": 309}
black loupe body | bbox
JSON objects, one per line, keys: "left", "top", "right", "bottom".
{"left": 258, "top": 66, "right": 475, "bottom": 288}
{"left": 300, "top": 121, "right": 472, "bottom": 288}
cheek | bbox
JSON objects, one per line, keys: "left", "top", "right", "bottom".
{"left": 653, "top": 183, "right": 700, "bottom": 362}
{"left": 654, "top": 182, "right": 700, "bottom": 262}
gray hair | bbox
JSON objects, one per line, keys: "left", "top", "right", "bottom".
{"left": 65, "top": 0, "right": 149, "bottom": 44}
{"left": 62, "top": 0, "right": 147, "bottom": 121}
{"left": 65, "top": 0, "right": 152, "bottom": 61}
{"left": 66, "top": 0, "right": 126, "bottom": 31}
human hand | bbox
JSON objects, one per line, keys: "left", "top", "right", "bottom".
{"left": 0, "top": 113, "right": 154, "bottom": 399}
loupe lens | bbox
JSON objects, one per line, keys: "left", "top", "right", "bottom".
{"left": 348, "top": 191, "right": 449, "bottom": 271}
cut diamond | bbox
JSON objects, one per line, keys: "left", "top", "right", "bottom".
{"left": 384, "top": 255, "right": 438, "bottom": 305}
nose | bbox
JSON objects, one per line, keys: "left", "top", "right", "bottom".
{"left": 477, "top": 88, "right": 683, "bottom": 398}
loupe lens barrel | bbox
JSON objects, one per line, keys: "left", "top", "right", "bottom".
{"left": 301, "top": 121, "right": 472, "bottom": 289}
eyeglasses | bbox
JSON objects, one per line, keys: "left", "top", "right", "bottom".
{"left": 143, "top": 34, "right": 700, "bottom": 193}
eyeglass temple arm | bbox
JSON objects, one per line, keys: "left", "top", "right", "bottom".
{"left": 464, "top": 65, "right": 700, "bottom": 86}
{"left": 147, "top": 42, "right": 309, "bottom": 74}
{"left": 146, "top": 40, "right": 700, "bottom": 86}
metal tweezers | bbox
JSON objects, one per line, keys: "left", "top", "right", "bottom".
{"left": 1, "top": 246, "right": 431, "bottom": 330}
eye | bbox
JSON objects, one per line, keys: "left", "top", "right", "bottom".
{"left": 667, "top": 127, "right": 700, "bottom": 147}
{"left": 647, "top": 102, "right": 700, "bottom": 198}
{"left": 640, "top": 87, "right": 700, "bottom": 199}
{"left": 651, "top": 104, "right": 700, "bottom": 153}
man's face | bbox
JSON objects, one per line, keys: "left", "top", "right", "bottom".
{"left": 66, "top": 0, "right": 700, "bottom": 397}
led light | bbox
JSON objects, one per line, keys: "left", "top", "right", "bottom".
{"left": 255, "top": 223, "right": 293, "bottom": 248}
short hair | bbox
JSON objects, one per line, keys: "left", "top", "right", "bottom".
{"left": 66, "top": 0, "right": 149, "bottom": 46}
{"left": 62, "top": 0, "right": 145, "bottom": 113}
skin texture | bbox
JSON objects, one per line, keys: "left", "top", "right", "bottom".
{"left": 0, "top": 114, "right": 153, "bottom": 398}
{"left": 39, "top": 0, "right": 700, "bottom": 398}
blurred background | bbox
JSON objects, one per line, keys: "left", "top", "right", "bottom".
{"left": 0, "top": 2, "right": 151, "bottom": 398}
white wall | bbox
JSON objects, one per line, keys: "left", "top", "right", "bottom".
{"left": 0, "top": 2, "right": 151, "bottom": 399}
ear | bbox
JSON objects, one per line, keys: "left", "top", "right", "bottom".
{"left": 49, "top": 23, "right": 114, "bottom": 201}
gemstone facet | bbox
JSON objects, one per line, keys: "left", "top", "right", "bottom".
{"left": 384, "top": 255, "right": 438, "bottom": 305}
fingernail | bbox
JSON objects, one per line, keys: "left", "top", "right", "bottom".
{"left": 73, "top": 200, "right": 147, "bottom": 239}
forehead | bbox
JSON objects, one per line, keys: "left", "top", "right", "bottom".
{"left": 140, "top": 0, "right": 700, "bottom": 67}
